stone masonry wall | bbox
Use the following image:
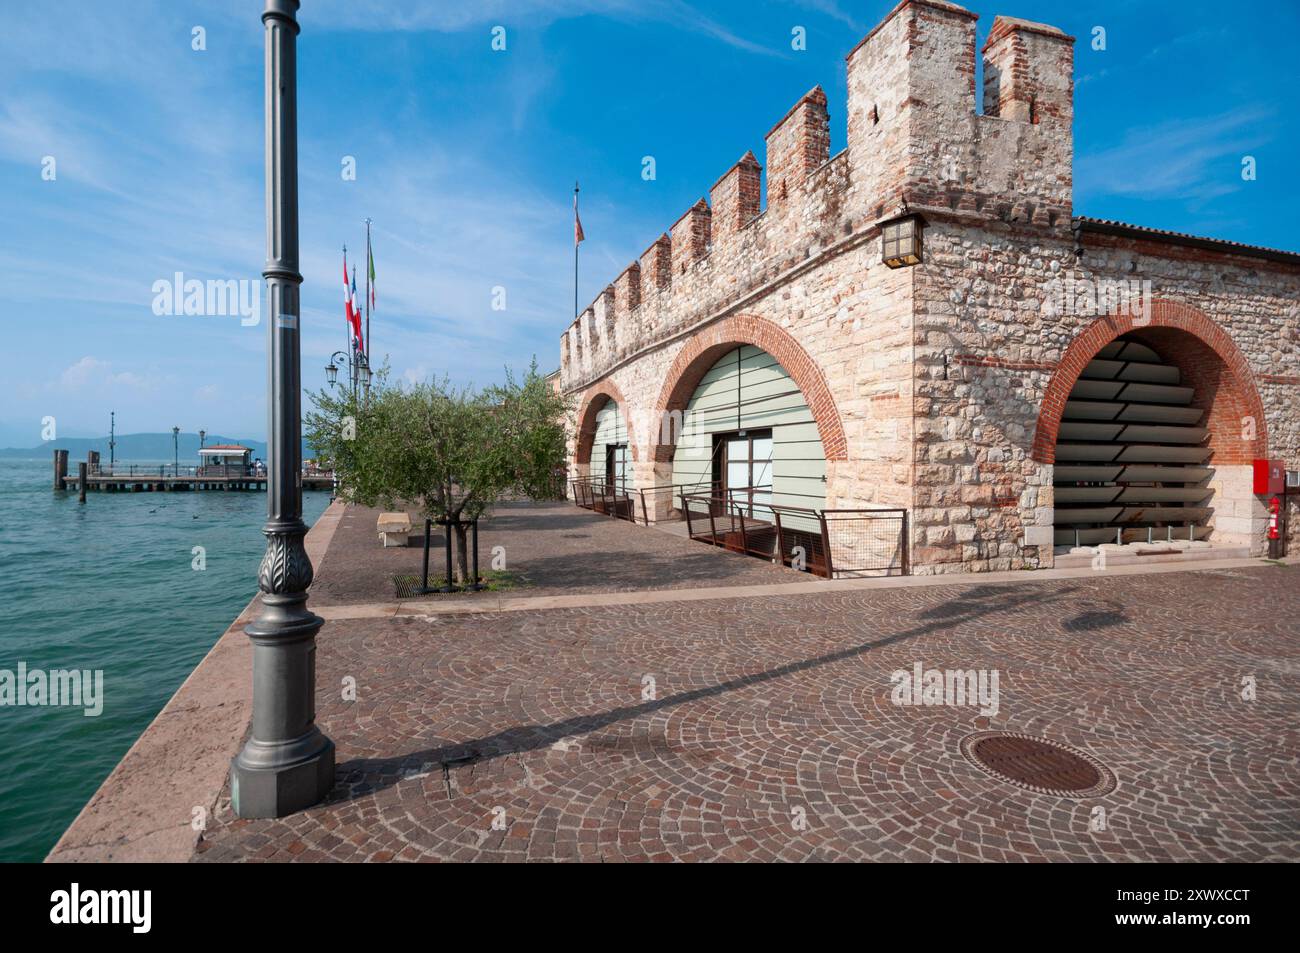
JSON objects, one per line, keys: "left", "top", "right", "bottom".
{"left": 561, "top": 0, "right": 1300, "bottom": 573}
{"left": 913, "top": 221, "right": 1300, "bottom": 572}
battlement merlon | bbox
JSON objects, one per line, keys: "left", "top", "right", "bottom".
{"left": 670, "top": 198, "right": 711, "bottom": 278}
{"left": 846, "top": 1, "right": 1073, "bottom": 226}
{"left": 710, "top": 151, "right": 762, "bottom": 245}
{"left": 765, "top": 86, "right": 830, "bottom": 209}
{"left": 639, "top": 233, "right": 672, "bottom": 296}
{"left": 983, "top": 15, "right": 1073, "bottom": 124}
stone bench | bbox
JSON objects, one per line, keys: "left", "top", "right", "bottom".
{"left": 376, "top": 512, "right": 413, "bottom": 548}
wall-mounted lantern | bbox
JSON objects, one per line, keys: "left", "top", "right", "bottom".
{"left": 882, "top": 214, "right": 923, "bottom": 268}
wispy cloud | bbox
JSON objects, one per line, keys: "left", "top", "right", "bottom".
{"left": 59, "top": 356, "right": 164, "bottom": 393}
{"left": 1075, "top": 107, "right": 1273, "bottom": 208}
{"left": 789, "top": 0, "right": 861, "bottom": 30}
{"left": 305, "top": 0, "right": 778, "bottom": 55}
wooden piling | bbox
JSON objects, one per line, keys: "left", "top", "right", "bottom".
{"left": 53, "top": 449, "right": 68, "bottom": 490}
{"left": 78, "top": 462, "right": 88, "bottom": 503}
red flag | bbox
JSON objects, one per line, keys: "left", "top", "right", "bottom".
{"left": 574, "top": 189, "right": 584, "bottom": 246}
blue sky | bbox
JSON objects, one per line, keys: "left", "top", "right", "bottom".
{"left": 2, "top": 0, "right": 1296, "bottom": 446}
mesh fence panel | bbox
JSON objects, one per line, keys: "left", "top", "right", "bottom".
{"left": 821, "top": 509, "right": 908, "bottom": 576}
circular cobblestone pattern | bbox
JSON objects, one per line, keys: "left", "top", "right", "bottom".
{"left": 192, "top": 563, "right": 1300, "bottom": 863}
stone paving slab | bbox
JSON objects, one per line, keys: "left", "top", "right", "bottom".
{"left": 308, "top": 502, "right": 810, "bottom": 607}
{"left": 193, "top": 562, "right": 1300, "bottom": 862}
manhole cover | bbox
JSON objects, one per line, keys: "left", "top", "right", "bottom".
{"left": 959, "top": 731, "right": 1116, "bottom": 798}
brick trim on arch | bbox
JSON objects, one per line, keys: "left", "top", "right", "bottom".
{"left": 575, "top": 381, "right": 638, "bottom": 465}
{"left": 651, "top": 313, "right": 848, "bottom": 463}
{"left": 1031, "top": 300, "right": 1268, "bottom": 465}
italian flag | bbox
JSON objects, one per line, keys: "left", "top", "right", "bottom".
{"left": 368, "top": 243, "right": 376, "bottom": 308}
{"left": 343, "top": 253, "right": 362, "bottom": 351}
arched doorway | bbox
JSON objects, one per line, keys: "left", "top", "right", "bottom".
{"left": 590, "top": 400, "right": 630, "bottom": 494}
{"left": 572, "top": 388, "right": 637, "bottom": 518}
{"left": 574, "top": 385, "right": 637, "bottom": 477}
{"left": 651, "top": 313, "right": 848, "bottom": 465}
{"left": 1036, "top": 304, "right": 1268, "bottom": 552}
{"left": 669, "top": 344, "right": 827, "bottom": 510}
{"left": 1053, "top": 335, "right": 1214, "bottom": 546}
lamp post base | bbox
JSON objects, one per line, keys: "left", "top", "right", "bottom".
{"left": 230, "top": 730, "right": 335, "bottom": 819}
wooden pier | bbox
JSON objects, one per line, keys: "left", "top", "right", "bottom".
{"left": 53, "top": 449, "right": 333, "bottom": 494}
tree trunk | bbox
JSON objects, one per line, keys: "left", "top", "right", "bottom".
{"left": 453, "top": 521, "right": 470, "bottom": 585}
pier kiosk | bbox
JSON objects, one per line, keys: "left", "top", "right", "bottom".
{"left": 198, "top": 445, "right": 255, "bottom": 479}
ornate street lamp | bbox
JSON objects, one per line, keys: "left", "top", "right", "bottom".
{"left": 230, "top": 0, "right": 335, "bottom": 818}
{"left": 172, "top": 425, "right": 180, "bottom": 470}
{"left": 325, "top": 350, "right": 348, "bottom": 387}
{"left": 199, "top": 428, "right": 206, "bottom": 449}
{"left": 358, "top": 354, "right": 371, "bottom": 395}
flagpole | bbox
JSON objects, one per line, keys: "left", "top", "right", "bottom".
{"left": 573, "top": 181, "right": 580, "bottom": 319}
{"left": 364, "top": 218, "right": 372, "bottom": 364}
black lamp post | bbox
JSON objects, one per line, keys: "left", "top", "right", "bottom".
{"left": 172, "top": 426, "right": 180, "bottom": 472}
{"left": 199, "top": 429, "right": 206, "bottom": 449}
{"left": 230, "top": 0, "right": 335, "bottom": 818}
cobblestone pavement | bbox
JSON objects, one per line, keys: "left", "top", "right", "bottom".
{"left": 194, "top": 557, "right": 1300, "bottom": 862}
{"left": 309, "top": 502, "right": 807, "bottom": 606}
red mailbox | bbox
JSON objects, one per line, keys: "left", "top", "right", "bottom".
{"left": 1253, "top": 459, "right": 1285, "bottom": 495}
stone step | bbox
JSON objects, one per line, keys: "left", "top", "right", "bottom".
{"left": 1053, "top": 545, "right": 1253, "bottom": 570}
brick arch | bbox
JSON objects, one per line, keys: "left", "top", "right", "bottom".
{"left": 575, "top": 381, "right": 638, "bottom": 465}
{"left": 1031, "top": 300, "right": 1268, "bottom": 465}
{"left": 651, "top": 313, "right": 848, "bottom": 462}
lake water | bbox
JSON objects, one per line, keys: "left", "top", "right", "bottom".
{"left": 0, "top": 458, "right": 329, "bottom": 861}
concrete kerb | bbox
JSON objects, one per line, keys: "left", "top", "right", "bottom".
{"left": 318, "top": 553, "right": 1293, "bottom": 620}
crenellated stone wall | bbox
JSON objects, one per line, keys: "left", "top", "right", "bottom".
{"left": 560, "top": 0, "right": 1300, "bottom": 574}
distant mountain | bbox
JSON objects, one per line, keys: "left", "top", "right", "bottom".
{"left": 0, "top": 433, "right": 318, "bottom": 462}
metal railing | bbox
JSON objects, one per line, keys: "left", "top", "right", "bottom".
{"left": 634, "top": 479, "right": 724, "bottom": 525}
{"left": 88, "top": 464, "right": 328, "bottom": 480}
{"left": 572, "top": 481, "right": 910, "bottom": 577}
{"left": 97, "top": 464, "right": 204, "bottom": 478}
{"left": 571, "top": 479, "right": 637, "bottom": 522}
{"left": 682, "top": 492, "right": 831, "bottom": 576}
{"left": 682, "top": 494, "right": 908, "bottom": 578}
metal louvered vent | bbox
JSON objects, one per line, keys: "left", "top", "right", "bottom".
{"left": 1054, "top": 338, "right": 1213, "bottom": 548}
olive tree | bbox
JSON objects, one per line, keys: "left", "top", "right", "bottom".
{"left": 307, "top": 362, "right": 569, "bottom": 584}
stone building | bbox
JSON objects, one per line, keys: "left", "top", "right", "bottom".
{"left": 559, "top": 0, "right": 1300, "bottom": 574}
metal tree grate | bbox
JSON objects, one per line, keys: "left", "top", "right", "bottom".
{"left": 959, "top": 731, "right": 1117, "bottom": 798}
